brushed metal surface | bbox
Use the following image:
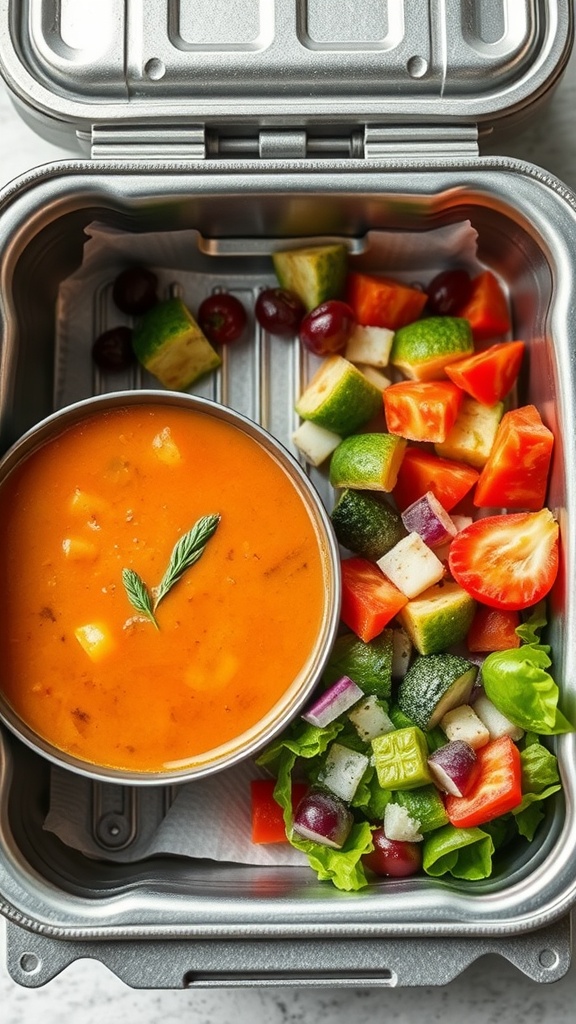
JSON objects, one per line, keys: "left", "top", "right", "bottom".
{"left": 0, "top": 1, "right": 571, "bottom": 148}
{"left": 0, "top": 162, "right": 574, "bottom": 965}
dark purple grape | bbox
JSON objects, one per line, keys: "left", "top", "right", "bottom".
{"left": 92, "top": 326, "right": 135, "bottom": 371}
{"left": 298, "top": 300, "right": 355, "bottom": 356}
{"left": 198, "top": 293, "right": 247, "bottom": 345}
{"left": 254, "top": 287, "right": 305, "bottom": 337}
{"left": 112, "top": 266, "right": 158, "bottom": 315}
{"left": 426, "top": 269, "right": 473, "bottom": 317}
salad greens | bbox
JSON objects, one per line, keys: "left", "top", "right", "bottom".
{"left": 256, "top": 608, "right": 567, "bottom": 892}
{"left": 482, "top": 608, "right": 573, "bottom": 735}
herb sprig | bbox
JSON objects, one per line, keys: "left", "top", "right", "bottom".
{"left": 121, "top": 568, "right": 159, "bottom": 629}
{"left": 122, "top": 513, "right": 221, "bottom": 628}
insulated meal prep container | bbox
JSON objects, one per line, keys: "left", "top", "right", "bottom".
{"left": 0, "top": 0, "right": 576, "bottom": 990}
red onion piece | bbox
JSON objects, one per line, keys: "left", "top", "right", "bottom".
{"left": 301, "top": 675, "right": 364, "bottom": 727}
{"left": 427, "top": 740, "right": 479, "bottom": 797}
{"left": 401, "top": 491, "right": 457, "bottom": 549}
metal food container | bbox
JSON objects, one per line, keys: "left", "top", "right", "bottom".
{"left": 0, "top": 0, "right": 576, "bottom": 990}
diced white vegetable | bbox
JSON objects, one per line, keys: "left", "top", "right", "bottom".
{"left": 356, "top": 364, "right": 392, "bottom": 392}
{"left": 384, "top": 802, "right": 423, "bottom": 843}
{"left": 292, "top": 420, "right": 342, "bottom": 466}
{"left": 318, "top": 742, "right": 370, "bottom": 803}
{"left": 401, "top": 491, "right": 458, "bottom": 549}
{"left": 473, "top": 692, "right": 525, "bottom": 741}
{"left": 427, "top": 740, "right": 478, "bottom": 797}
{"left": 377, "top": 532, "right": 445, "bottom": 599}
{"left": 391, "top": 627, "right": 412, "bottom": 678}
{"left": 451, "top": 514, "right": 474, "bottom": 533}
{"left": 348, "top": 694, "right": 395, "bottom": 742}
{"left": 292, "top": 789, "right": 353, "bottom": 849}
{"left": 435, "top": 397, "right": 504, "bottom": 468}
{"left": 345, "top": 325, "right": 395, "bottom": 368}
{"left": 302, "top": 675, "right": 364, "bottom": 728}
{"left": 440, "top": 703, "right": 490, "bottom": 749}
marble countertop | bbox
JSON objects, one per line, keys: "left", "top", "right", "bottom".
{"left": 1, "top": 36, "right": 576, "bottom": 1024}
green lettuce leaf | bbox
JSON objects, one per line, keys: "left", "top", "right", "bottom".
{"left": 511, "top": 734, "right": 561, "bottom": 840}
{"left": 481, "top": 609, "right": 573, "bottom": 735}
{"left": 289, "top": 821, "right": 374, "bottom": 891}
{"left": 423, "top": 824, "right": 494, "bottom": 880}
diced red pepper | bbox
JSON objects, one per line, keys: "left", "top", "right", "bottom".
{"left": 466, "top": 605, "right": 521, "bottom": 652}
{"left": 345, "top": 272, "right": 428, "bottom": 330}
{"left": 444, "top": 736, "right": 522, "bottom": 828}
{"left": 392, "top": 447, "right": 479, "bottom": 512}
{"left": 250, "top": 779, "right": 308, "bottom": 844}
{"left": 445, "top": 341, "right": 525, "bottom": 406}
{"left": 457, "top": 270, "right": 511, "bottom": 342}
{"left": 383, "top": 380, "right": 463, "bottom": 443}
{"left": 474, "top": 404, "right": 554, "bottom": 511}
{"left": 340, "top": 556, "right": 408, "bottom": 642}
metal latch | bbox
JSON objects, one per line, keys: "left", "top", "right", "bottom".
{"left": 364, "top": 125, "right": 479, "bottom": 160}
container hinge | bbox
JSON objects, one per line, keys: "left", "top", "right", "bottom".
{"left": 88, "top": 124, "right": 207, "bottom": 161}
{"left": 364, "top": 125, "right": 479, "bottom": 160}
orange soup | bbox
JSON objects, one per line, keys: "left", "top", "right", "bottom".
{"left": 0, "top": 404, "right": 329, "bottom": 773}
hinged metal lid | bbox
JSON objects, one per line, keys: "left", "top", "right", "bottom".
{"left": 0, "top": 0, "right": 573, "bottom": 158}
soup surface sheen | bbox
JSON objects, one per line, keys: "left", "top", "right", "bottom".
{"left": 0, "top": 406, "right": 327, "bottom": 772}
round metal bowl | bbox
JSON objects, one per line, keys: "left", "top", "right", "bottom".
{"left": 0, "top": 390, "right": 341, "bottom": 785}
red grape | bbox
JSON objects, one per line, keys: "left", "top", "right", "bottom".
{"left": 91, "top": 326, "right": 135, "bottom": 371}
{"left": 426, "top": 269, "right": 473, "bottom": 317}
{"left": 255, "top": 287, "right": 305, "bottom": 337}
{"left": 112, "top": 266, "right": 158, "bottom": 315}
{"left": 299, "top": 300, "right": 355, "bottom": 356}
{"left": 198, "top": 293, "right": 247, "bottom": 345}
{"left": 362, "top": 827, "right": 422, "bottom": 878}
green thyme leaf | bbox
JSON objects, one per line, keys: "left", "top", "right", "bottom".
{"left": 153, "top": 513, "right": 221, "bottom": 610}
{"left": 122, "top": 568, "right": 159, "bottom": 629}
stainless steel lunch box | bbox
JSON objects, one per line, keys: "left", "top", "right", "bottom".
{"left": 0, "top": 0, "right": 575, "bottom": 990}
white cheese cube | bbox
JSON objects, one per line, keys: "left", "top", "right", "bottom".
{"left": 345, "top": 325, "right": 395, "bottom": 368}
{"left": 440, "top": 703, "right": 490, "bottom": 749}
{"left": 473, "top": 692, "right": 524, "bottom": 741}
{"left": 318, "top": 742, "right": 370, "bottom": 803}
{"left": 292, "top": 420, "right": 342, "bottom": 466}
{"left": 377, "top": 532, "right": 445, "bottom": 599}
{"left": 384, "top": 802, "right": 423, "bottom": 842}
{"left": 348, "top": 694, "right": 395, "bottom": 742}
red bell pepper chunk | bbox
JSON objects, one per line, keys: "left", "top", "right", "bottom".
{"left": 392, "top": 447, "right": 479, "bottom": 512}
{"left": 457, "top": 270, "right": 511, "bottom": 342}
{"left": 445, "top": 735, "right": 522, "bottom": 828}
{"left": 474, "top": 404, "right": 554, "bottom": 511}
{"left": 466, "top": 605, "right": 521, "bottom": 652}
{"left": 250, "top": 779, "right": 308, "bottom": 844}
{"left": 445, "top": 341, "right": 525, "bottom": 406}
{"left": 383, "top": 380, "right": 463, "bottom": 443}
{"left": 345, "top": 271, "right": 428, "bottom": 330}
{"left": 340, "top": 556, "right": 408, "bottom": 642}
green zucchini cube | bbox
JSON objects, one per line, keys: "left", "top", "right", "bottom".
{"left": 371, "top": 726, "right": 432, "bottom": 790}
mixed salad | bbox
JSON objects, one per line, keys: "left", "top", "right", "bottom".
{"left": 93, "top": 242, "right": 572, "bottom": 891}
{"left": 246, "top": 245, "right": 571, "bottom": 891}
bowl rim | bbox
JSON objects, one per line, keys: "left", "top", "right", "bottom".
{"left": 0, "top": 389, "right": 342, "bottom": 785}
